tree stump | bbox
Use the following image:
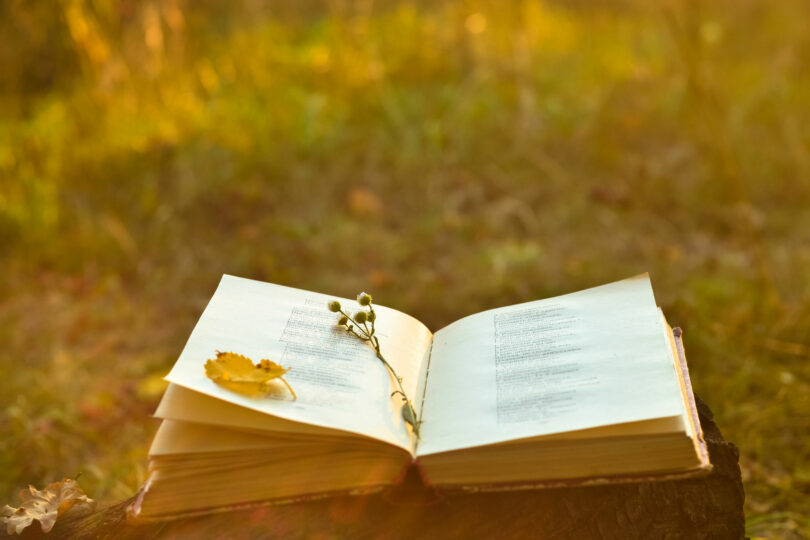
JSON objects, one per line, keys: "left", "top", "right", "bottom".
{"left": 2, "top": 395, "right": 745, "bottom": 540}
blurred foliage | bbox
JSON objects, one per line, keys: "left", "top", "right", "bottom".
{"left": 1, "top": 0, "right": 809, "bottom": 537}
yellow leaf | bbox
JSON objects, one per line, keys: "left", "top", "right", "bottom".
{"left": 205, "top": 351, "right": 296, "bottom": 399}
{"left": 1, "top": 478, "right": 96, "bottom": 535}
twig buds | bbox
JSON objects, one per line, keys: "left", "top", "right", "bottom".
{"left": 328, "top": 292, "right": 420, "bottom": 437}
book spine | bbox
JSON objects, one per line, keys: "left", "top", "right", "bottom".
{"left": 412, "top": 459, "right": 433, "bottom": 488}
{"left": 392, "top": 460, "right": 414, "bottom": 485}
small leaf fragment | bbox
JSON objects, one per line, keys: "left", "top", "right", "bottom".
{"left": 1, "top": 478, "right": 96, "bottom": 535}
{"left": 401, "top": 402, "right": 416, "bottom": 427}
{"left": 205, "top": 351, "right": 295, "bottom": 399}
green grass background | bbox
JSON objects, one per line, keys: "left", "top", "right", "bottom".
{"left": 1, "top": 1, "right": 809, "bottom": 537}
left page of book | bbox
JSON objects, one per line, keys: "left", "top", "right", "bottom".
{"left": 164, "top": 275, "right": 432, "bottom": 451}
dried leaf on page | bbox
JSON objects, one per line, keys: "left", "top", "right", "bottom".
{"left": 1, "top": 478, "right": 96, "bottom": 535}
{"left": 205, "top": 351, "right": 296, "bottom": 399}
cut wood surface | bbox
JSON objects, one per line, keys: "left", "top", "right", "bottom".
{"left": 2, "top": 396, "right": 745, "bottom": 540}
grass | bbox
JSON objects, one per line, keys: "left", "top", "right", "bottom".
{"left": 1, "top": 1, "right": 809, "bottom": 537}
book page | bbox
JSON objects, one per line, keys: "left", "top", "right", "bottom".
{"left": 165, "top": 275, "right": 432, "bottom": 451}
{"left": 416, "top": 274, "right": 686, "bottom": 456}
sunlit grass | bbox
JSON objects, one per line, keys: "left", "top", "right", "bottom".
{"left": 1, "top": 1, "right": 809, "bottom": 537}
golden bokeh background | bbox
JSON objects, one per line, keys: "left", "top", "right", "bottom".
{"left": 2, "top": 1, "right": 809, "bottom": 537}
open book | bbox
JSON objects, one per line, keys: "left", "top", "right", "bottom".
{"left": 131, "top": 274, "right": 711, "bottom": 520}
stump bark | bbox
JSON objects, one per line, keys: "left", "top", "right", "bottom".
{"left": 3, "top": 396, "right": 745, "bottom": 540}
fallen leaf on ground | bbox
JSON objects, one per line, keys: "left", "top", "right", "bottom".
{"left": 205, "top": 351, "right": 296, "bottom": 399}
{"left": 1, "top": 478, "right": 96, "bottom": 535}
{"left": 347, "top": 186, "right": 383, "bottom": 217}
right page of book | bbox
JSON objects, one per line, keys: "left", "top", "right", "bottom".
{"left": 416, "top": 274, "right": 686, "bottom": 457}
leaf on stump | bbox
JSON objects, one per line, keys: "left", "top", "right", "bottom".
{"left": 205, "top": 351, "right": 296, "bottom": 399}
{"left": 1, "top": 478, "right": 96, "bottom": 535}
